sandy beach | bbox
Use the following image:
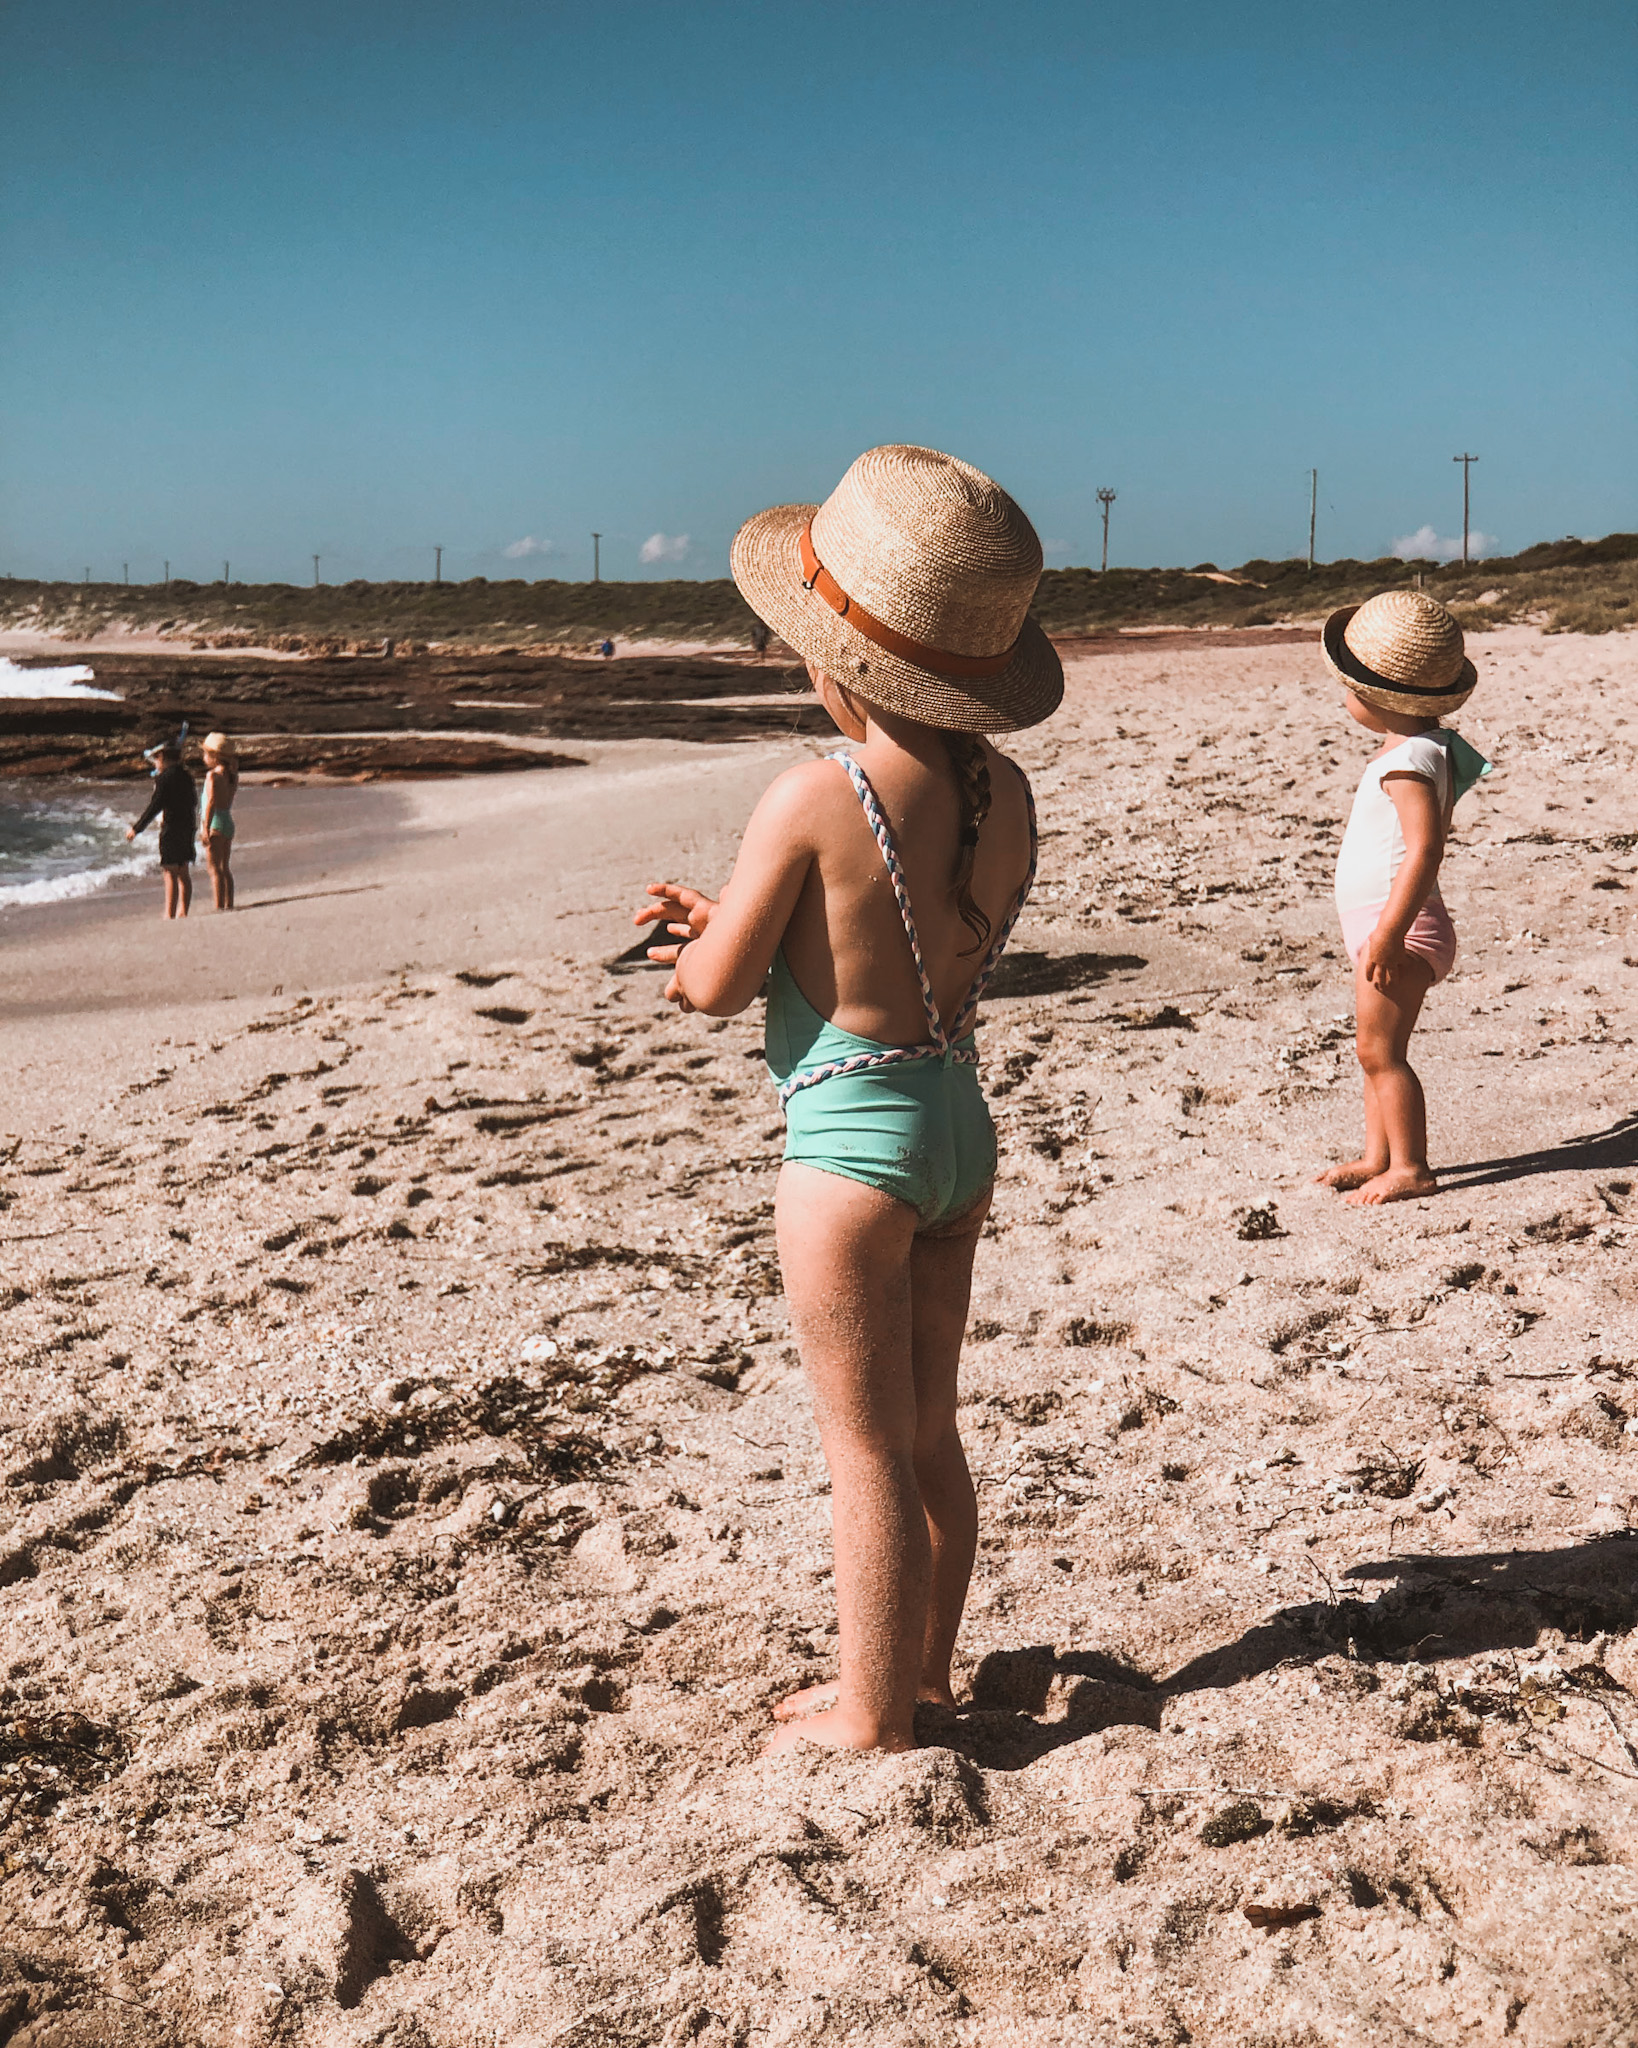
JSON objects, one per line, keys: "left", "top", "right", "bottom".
{"left": 1, "top": 625, "right": 1636, "bottom": 2046}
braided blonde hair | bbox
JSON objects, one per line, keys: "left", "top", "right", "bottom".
{"left": 943, "top": 732, "right": 994, "bottom": 954}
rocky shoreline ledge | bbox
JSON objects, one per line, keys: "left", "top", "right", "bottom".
{"left": 0, "top": 647, "right": 832, "bottom": 781}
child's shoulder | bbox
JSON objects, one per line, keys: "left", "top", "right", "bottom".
{"left": 764, "top": 753, "right": 849, "bottom": 799}
{"left": 750, "top": 755, "right": 856, "bottom": 833}
{"left": 1380, "top": 730, "right": 1451, "bottom": 777}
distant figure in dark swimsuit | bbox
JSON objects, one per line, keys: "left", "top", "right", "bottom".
{"left": 200, "top": 731, "right": 240, "bottom": 911}
{"left": 126, "top": 740, "right": 197, "bottom": 919}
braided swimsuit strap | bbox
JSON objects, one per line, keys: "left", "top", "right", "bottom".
{"left": 950, "top": 763, "right": 1038, "bottom": 1040}
{"left": 776, "top": 753, "right": 970, "bottom": 1110}
{"left": 835, "top": 753, "right": 949, "bottom": 1049}
{"left": 776, "top": 1039, "right": 970, "bottom": 1109}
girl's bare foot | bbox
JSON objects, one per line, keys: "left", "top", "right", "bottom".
{"left": 764, "top": 1705, "right": 914, "bottom": 1755}
{"left": 773, "top": 1679, "right": 958, "bottom": 1722}
{"left": 1314, "top": 1158, "right": 1387, "bottom": 1190}
{"left": 772, "top": 1681, "right": 838, "bottom": 1722}
{"left": 1345, "top": 1165, "right": 1437, "bottom": 1206}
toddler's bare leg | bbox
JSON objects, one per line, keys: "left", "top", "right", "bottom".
{"left": 767, "top": 1163, "right": 924, "bottom": 1753}
{"left": 162, "top": 868, "right": 179, "bottom": 919}
{"left": 1316, "top": 959, "right": 1392, "bottom": 1189}
{"left": 1347, "top": 959, "right": 1437, "bottom": 1205}
{"left": 908, "top": 1187, "right": 990, "bottom": 1705}
{"left": 178, "top": 865, "right": 192, "bottom": 917}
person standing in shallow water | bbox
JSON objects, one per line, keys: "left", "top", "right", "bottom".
{"left": 126, "top": 738, "right": 197, "bottom": 919}
{"left": 635, "top": 446, "right": 1062, "bottom": 1753}
{"left": 1314, "top": 590, "right": 1492, "bottom": 1206}
{"left": 200, "top": 732, "right": 240, "bottom": 911}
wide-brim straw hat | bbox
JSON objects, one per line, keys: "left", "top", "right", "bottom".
{"left": 730, "top": 444, "right": 1063, "bottom": 732}
{"left": 1322, "top": 589, "right": 1477, "bottom": 718}
{"left": 201, "top": 731, "right": 238, "bottom": 762}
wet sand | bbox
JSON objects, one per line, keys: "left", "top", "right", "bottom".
{"left": 1, "top": 627, "right": 1635, "bottom": 2046}
{"left": 0, "top": 738, "right": 811, "bottom": 1126}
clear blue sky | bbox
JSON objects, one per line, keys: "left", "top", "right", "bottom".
{"left": 3, "top": 1, "right": 1634, "bottom": 584}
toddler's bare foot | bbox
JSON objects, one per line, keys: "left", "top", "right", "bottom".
{"left": 1344, "top": 1166, "right": 1438, "bottom": 1207}
{"left": 1314, "top": 1158, "right": 1386, "bottom": 1191}
{"left": 763, "top": 1705, "right": 914, "bottom": 1755}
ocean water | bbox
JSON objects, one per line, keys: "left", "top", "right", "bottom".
{"left": 0, "top": 781, "right": 151, "bottom": 909}
{"left": 0, "top": 655, "right": 121, "bottom": 701}
{"left": 0, "top": 658, "right": 145, "bottom": 908}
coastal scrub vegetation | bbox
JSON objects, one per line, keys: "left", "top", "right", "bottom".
{"left": 5, "top": 533, "right": 1632, "bottom": 649}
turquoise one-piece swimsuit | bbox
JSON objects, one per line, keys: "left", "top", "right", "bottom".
{"left": 764, "top": 752, "right": 1037, "bottom": 1228}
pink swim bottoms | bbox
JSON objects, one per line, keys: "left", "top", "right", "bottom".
{"left": 1339, "top": 899, "right": 1458, "bottom": 983}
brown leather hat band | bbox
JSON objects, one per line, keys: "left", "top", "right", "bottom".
{"left": 799, "top": 522, "right": 1018, "bottom": 680}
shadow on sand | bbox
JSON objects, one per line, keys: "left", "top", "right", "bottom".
{"left": 930, "top": 1533, "right": 1638, "bottom": 1770}
{"left": 984, "top": 949, "right": 1148, "bottom": 1000}
{"left": 1438, "top": 1111, "right": 1638, "bottom": 1192}
{"left": 240, "top": 883, "right": 387, "bottom": 913}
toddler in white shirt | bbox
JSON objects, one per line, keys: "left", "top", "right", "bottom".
{"left": 1314, "top": 591, "right": 1490, "bottom": 1205}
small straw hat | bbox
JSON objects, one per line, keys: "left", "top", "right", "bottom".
{"left": 1322, "top": 590, "right": 1476, "bottom": 719}
{"left": 731, "top": 444, "right": 1063, "bottom": 732}
{"left": 202, "top": 731, "right": 238, "bottom": 762}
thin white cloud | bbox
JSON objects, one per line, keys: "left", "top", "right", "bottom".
{"left": 1391, "top": 524, "right": 1499, "bottom": 563}
{"left": 640, "top": 532, "right": 690, "bottom": 565}
{"left": 502, "top": 535, "right": 554, "bottom": 560}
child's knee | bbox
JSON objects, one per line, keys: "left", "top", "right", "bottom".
{"left": 1355, "top": 1023, "right": 1402, "bottom": 1075}
{"left": 912, "top": 1413, "right": 962, "bottom": 1474}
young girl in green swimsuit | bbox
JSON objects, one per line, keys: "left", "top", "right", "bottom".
{"left": 201, "top": 732, "right": 239, "bottom": 912}
{"left": 635, "top": 446, "right": 1062, "bottom": 1752}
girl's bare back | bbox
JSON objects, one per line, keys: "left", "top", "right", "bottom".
{"left": 778, "top": 728, "right": 1033, "bottom": 1045}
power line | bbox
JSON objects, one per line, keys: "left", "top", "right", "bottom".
{"left": 1095, "top": 488, "right": 1116, "bottom": 573}
{"left": 1452, "top": 453, "right": 1480, "bottom": 566}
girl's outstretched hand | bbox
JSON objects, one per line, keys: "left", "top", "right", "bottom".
{"left": 635, "top": 882, "right": 719, "bottom": 1010}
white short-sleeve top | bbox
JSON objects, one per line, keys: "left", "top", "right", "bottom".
{"left": 1334, "top": 732, "right": 1454, "bottom": 917}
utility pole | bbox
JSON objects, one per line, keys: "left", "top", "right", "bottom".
{"left": 84, "top": 568, "right": 90, "bottom": 586}
{"left": 1095, "top": 489, "right": 1116, "bottom": 573}
{"left": 1308, "top": 469, "right": 1318, "bottom": 573}
{"left": 592, "top": 532, "right": 601, "bottom": 583}
{"left": 434, "top": 545, "right": 442, "bottom": 584}
{"left": 313, "top": 554, "right": 321, "bottom": 587}
{"left": 123, "top": 563, "right": 129, "bottom": 585}
{"left": 1453, "top": 452, "right": 1479, "bottom": 565}
{"left": 164, "top": 560, "right": 170, "bottom": 587}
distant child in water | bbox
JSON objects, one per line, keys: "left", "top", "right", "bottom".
{"left": 126, "top": 738, "right": 198, "bottom": 919}
{"left": 635, "top": 447, "right": 1061, "bottom": 1753}
{"left": 200, "top": 732, "right": 240, "bottom": 911}
{"left": 1316, "top": 591, "right": 1491, "bottom": 1205}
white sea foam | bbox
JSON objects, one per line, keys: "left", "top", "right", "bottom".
{"left": 0, "top": 656, "right": 121, "bottom": 700}
{"left": 0, "top": 785, "right": 150, "bottom": 912}
{"left": 0, "top": 850, "right": 150, "bottom": 909}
